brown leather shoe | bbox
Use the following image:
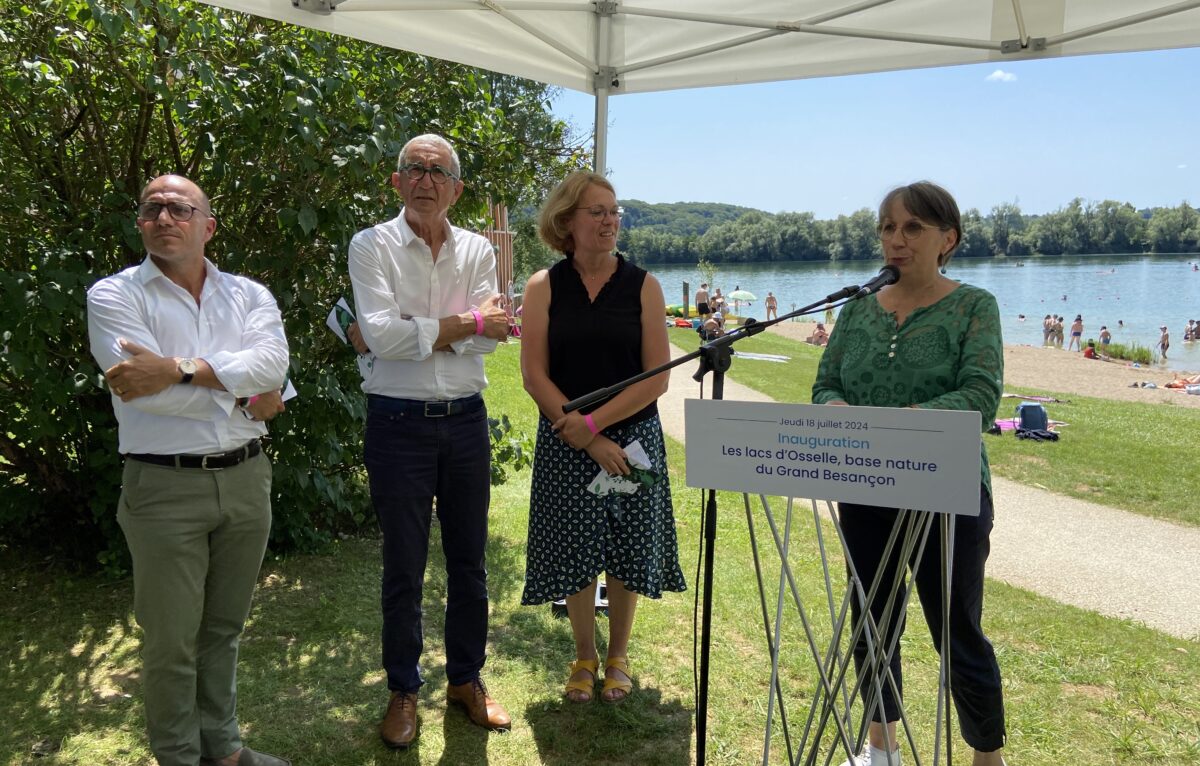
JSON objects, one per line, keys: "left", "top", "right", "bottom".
{"left": 446, "top": 677, "right": 511, "bottom": 731}
{"left": 379, "top": 691, "right": 419, "bottom": 749}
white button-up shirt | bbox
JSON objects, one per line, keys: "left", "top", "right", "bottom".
{"left": 87, "top": 257, "right": 290, "bottom": 455}
{"left": 348, "top": 210, "right": 498, "bottom": 400}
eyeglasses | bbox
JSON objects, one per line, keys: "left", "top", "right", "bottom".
{"left": 877, "top": 220, "right": 942, "bottom": 241}
{"left": 576, "top": 206, "right": 623, "bottom": 221}
{"left": 398, "top": 163, "right": 458, "bottom": 185}
{"left": 136, "top": 201, "right": 206, "bottom": 222}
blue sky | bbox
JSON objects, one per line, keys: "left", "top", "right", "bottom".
{"left": 549, "top": 46, "right": 1199, "bottom": 219}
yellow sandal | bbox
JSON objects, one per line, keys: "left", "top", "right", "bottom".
{"left": 602, "top": 656, "right": 632, "bottom": 703}
{"left": 564, "top": 658, "right": 599, "bottom": 703}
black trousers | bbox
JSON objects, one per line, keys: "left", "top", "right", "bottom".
{"left": 839, "top": 487, "right": 1006, "bottom": 752}
{"left": 364, "top": 395, "right": 491, "bottom": 693}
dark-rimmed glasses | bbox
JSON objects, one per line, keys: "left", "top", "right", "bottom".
{"left": 576, "top": 206, "right": 623, "bottom": 221}
{"left": 878, "top": 220, "right": 942, "bottom": 241}
{"left": 398, "top": 163, "right": 458, "bottom": 185}
{"left": 137, "top": 201, "right": 206, "bottom": 222}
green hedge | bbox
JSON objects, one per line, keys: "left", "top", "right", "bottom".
{"left": 0, "top": 0, "right": 578, "bottom": 571}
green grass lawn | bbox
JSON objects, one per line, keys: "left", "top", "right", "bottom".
{"left": 2, "top": 341, "right": 1198, "bottom": 765}
{"left": 670, "top": 327, "right": 1200, "bottom": 527}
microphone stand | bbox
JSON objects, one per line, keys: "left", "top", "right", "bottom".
{"left": 563, "top": 278, "right": 879, "bottom": 766}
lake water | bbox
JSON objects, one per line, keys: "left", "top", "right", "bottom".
{"left": 647, "top": 254, "right": 1200, "bottom": 372}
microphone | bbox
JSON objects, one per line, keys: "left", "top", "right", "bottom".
{"left": 819, "top": 283, "right": 865, "bottom": 304}
{"left": 854, "top": 265, "right": 900, "bottom": 297}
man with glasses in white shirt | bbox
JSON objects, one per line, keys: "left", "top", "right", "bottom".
{"left": 348, "top": 134, "right": 511, "bottom": 749}
{"left": 87, "top": 175, "right": 291, "bottom": 766}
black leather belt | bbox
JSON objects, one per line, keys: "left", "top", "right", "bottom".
{"left": 367, "top": 393, "right": 484, "bottom": 418}
{"left": 126, "top": 439, "right": 262, "bottom": 470}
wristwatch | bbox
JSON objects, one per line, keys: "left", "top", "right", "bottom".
{"left": 178, "top": 357, "right": 198, "bottom": 384}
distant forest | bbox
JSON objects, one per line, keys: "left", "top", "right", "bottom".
{"left": 613, "top": 198, "right": 1200, "bottom": 265}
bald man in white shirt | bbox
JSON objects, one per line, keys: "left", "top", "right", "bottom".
{"left": 349, "top": 134, "right": 511, "bottom": 749}
{"left": 87, "top": 175, "right": 290, "bottom": 766}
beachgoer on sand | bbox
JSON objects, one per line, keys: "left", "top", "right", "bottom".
{"left": 1068, "top": 315, "right": 1083, "bottom": 352}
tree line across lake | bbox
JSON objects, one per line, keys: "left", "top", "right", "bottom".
{"left": 604, "top": 198, "right": 1200, "bottom": 265}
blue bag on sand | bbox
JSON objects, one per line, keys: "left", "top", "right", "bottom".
{"left": 1016, "top": 401, "right": 1048, "bottom": 432}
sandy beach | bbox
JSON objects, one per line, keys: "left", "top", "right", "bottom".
{"left": 766, "top": 320, "right": 1200, "bottom": 408}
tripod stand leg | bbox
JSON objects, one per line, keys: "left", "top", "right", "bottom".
{"left": 747, "top": 493, "right": 796, "bottom": 765}
{"left": 932, "top": 513, "right": 957, "bottom": 766}
{"left": 759, "top": 493, "right": 797, "bottom": 765}
{"left": 823, "top": 508, "right": 937, "bottom": 766}
{"left": 753, "top": 497, "right": 862, "bottom": 766}
{"left": 697, "top": 487, "right": 718, "bottom": 766}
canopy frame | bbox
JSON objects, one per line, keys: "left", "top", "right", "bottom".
{"left": 274, "top": 0, "right": 1200, "bottom": 170}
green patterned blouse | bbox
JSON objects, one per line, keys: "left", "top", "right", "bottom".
{"left": 812, "top": 282, "right": 1004, "bottom": 497}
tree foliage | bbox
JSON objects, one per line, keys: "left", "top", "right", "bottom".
{"left": 0, "top": 0, "right": 581, "bottom": 569}
{"left": 615, "top": 197, "right": 1200, "bottom": 264}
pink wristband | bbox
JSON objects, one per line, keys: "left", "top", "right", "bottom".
{"left": 471, "top": 309, "right": 484, "bottom": 336}
{"left": 584, "top": 413, "right": 599, "bottom": 435}
{"left": 248, "top": 395, "right": 260, "bottom": 407}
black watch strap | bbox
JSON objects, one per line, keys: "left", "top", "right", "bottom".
{"left": 177, "top": 357, "right": 198, "bottom": 384}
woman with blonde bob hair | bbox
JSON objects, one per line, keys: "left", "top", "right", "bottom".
{"left": 519, "top": 171, "right": 686, "bottom": 704}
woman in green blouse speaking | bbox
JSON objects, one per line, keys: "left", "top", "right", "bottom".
{"left": 813, "top": 182, "right": 1007, "bottom": 766}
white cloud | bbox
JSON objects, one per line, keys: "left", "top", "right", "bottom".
{"left": 1179, "top": 164, "right": 1189, "bottom": 169}
{"left": 985, "top": 69, "right": 1017, "bottom": 82}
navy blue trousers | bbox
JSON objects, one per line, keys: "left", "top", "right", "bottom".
{"left": 839, "top": 488, "right": 1006, "bottom": 752}
{"left": 364, "top": 395, "right": 491, "bottom": 693}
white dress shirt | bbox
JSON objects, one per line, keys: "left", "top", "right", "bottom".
{"left": 87, "top": 257, "right": 290, "bottom": 455}
{"left": 348, "top": 210, "right": 499, "bottom": 400}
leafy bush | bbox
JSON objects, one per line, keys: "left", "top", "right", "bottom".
{"left": 0, "top": 0, "right": 582, "bottom": 571}
{"left": 488, "top": 415, "right": 534, "bottom": 486}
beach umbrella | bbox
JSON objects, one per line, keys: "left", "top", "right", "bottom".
{"left": 729, "top": 289, "right": 757, "bottom": 302}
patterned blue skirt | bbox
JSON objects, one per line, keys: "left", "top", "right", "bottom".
{"left": 521, "top": 413, "right": 687, "bottom": 605}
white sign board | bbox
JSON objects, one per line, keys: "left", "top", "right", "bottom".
{"left": 684, "top": 400, "right": 982, "bottom": 516}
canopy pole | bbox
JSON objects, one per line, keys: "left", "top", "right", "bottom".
{"left": 591, "top": 1, "right": 617, "bottom": 173}
{"left": 593, "top": 88, "right": 609, "bottom": 173}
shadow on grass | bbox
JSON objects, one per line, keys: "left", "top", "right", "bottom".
{"left": 525, "top": 689, "right": 693, "bottom": 766}
{"left": 0, "top": 526, "right": 540, "bottom": 764}
{"left": 0, "top": 506, "right": 700, "bottom": 763}
{"left": 235, "top": 525, "right": 541, "bottom": 764}
{"left": 0, "top": 551, "right": 145, "bottom": 762}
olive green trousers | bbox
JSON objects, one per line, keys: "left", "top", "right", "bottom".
{"left": 118, "top": 452, "right": 272, "bottom": 766}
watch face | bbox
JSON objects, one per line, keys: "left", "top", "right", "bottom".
{"left": 180, "top": 358, "right": 198, "bottom": 375}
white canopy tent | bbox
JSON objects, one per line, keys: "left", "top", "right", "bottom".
{"left": 187, "top": 3, "right": 1200, "bottom": 762}
{"left": 199, "top": 0, "right": 1200, "bottom": 170}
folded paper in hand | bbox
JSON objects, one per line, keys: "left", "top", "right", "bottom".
{"left": 326, "top": 296, "right": 375, "bottom": 378}
{"left": 587, "top": 440, "right": 660, "bottom": 496}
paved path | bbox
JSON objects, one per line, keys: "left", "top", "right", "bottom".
{"left": 661, "top": 343, "right": 1200, "bottom": 640}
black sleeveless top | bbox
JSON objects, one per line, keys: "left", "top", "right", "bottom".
{"left": 547, "top": 253, "right": 658, "bottom": 429}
